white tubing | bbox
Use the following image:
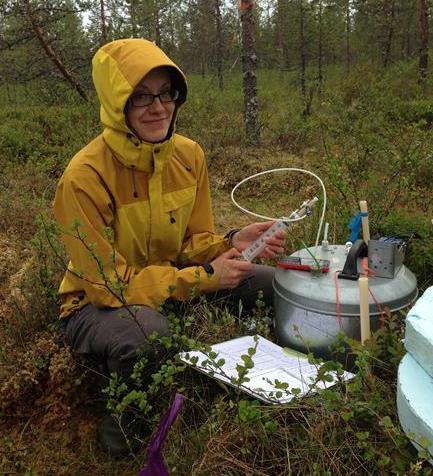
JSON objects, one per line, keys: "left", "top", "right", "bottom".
{"left": 230, "top": 168, "right": 327, "bottom": 248}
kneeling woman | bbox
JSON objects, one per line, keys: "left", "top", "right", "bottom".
{"left": 54, "top": 38, "right": 285, "bottom": 454}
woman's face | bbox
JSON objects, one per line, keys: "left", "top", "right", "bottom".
{"left": 126, "top": 67, "right": 175, "bottom": 143}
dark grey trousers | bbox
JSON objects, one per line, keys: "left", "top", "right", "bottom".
{"left": 62, "top": 264, "right": 275, "bottom": 380}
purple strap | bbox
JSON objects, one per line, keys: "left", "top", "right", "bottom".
{"left": 138, "top": 393, "right": 184, "bottom": 476}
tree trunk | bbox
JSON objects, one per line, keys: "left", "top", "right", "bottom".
{"left": 418, "top": 0, "right": 429, "bottom": 82}
{"left": 406, "top": 21, "right": 412, "bottom": 58}
{"left": 276, "top": 0, "right": 285, "bottom": 70}
{"left": 23, "top": 0, "right": 88, "bottom": 101}
{"left": 154, "top": 5, "right": 161, "bottom": 47}
{"left": 383, "top": 1, "right": 395, "bottom": 68}
{"left": 299, "top": 0, "right": 306, "bottom": 100}
{"left": 168, "top": 1, "right": 175, "bottom": 50}
{"left": 214, "top": 0, "right": 224, "bottom": 90}
{"left": 100, "top": 0, "right": 108, "bottom": 44}
{"left": 129, "top": 0, "right": 138, "bottom": 38}
{"left": 345, "top": 0, "right": 351, "bottom": 72}
{"left": 317, "top": 0, "right": 323, "bottom": 95}
{"left": 239, "top": 0, "right": 259, "bottom": 144}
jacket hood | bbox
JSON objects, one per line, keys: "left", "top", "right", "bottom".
{"left": 92, "top": 39, "right": 187, "bottom": 138}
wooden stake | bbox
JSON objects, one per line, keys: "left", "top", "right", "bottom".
{"left": 359, "top": 200, "right": 370, "bottom": 243}
{"left": 359, "top": 277, "right": 371, "bottom": 344}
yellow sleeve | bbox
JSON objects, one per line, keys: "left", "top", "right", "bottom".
{"left": 54, "top": 166, "right": 220, "bottom": 309}
{"left": 178, "top": 143, "right": 230, "bottom": 265}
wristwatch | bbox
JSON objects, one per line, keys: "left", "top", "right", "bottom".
{"left": 203, "top": 262, "right": 215, "bottom": 275}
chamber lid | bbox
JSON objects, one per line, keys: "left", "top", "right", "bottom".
{"left": 273, "top": 245, "right": 418, "bottom": 316}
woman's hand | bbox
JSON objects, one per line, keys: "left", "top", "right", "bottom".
{"left": 232, "top": 221, "right": 286, "bottom": 259}
{"left": 210, "top": 248, "right": 253, "bottom": 289}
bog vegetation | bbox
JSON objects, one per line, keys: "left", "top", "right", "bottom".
{"left": 1, "top": 1, "right": 433, "bottom": 475}
{"left": 1, "top": 64, "right": 433, "bottom": 476}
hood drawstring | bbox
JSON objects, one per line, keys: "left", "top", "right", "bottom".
{"left": 131, "top": 166, "right": 138, "bottom": 198}
{"left": 174, "top": 156, "right": 192, "bottom": 172}
{"left": 127, "top": 132, "right": 141, "bottom": 147}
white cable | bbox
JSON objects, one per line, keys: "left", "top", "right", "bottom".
{"left": 230, "top": 168, "right": 327, "bottom": 248}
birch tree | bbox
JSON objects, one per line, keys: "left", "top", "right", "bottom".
{"left": 214, "top": 0, "right": 224, "bottom": 90}
{"left": 239, "top": 0, "right": 259, "bottom": 143}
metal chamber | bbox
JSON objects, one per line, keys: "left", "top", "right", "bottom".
{"left": 273, "top": 245, "right": 418, "bottom": 358}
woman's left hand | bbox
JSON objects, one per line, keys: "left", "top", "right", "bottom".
{"left": 232, "top": 221, "right": 286, "bottom": 259}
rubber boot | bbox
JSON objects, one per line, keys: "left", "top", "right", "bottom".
{"left": 97, "top": 412, "right": 147, "bottom": 457}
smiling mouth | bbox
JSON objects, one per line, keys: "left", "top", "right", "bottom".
{"left": 144, "top": 118, "right": 167, "bottom": 124}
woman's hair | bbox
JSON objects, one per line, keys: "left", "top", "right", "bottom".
{"left": 166, "top": 66, "right": 187, "bottom": 106}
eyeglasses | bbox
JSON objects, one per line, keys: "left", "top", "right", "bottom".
{"left": 128, "top": 89, "right": 180, "bottom": 107}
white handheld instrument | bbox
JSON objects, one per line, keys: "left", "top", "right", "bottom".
{"left": 241, "top": 197, "right": 319, "bottom": 261}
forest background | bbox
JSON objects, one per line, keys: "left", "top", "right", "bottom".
{"left": 1, "top": 0, "right": 433, "bottom": 474}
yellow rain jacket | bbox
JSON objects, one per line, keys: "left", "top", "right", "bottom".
{"left": 54, "top": 39, "right": 230, "bottom": 318}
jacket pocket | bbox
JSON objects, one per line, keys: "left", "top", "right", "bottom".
{"left": 163, "top": 186, "right": 196, "bottom": 213}
{"left": 163, "top": 186, "right": 196, "bottom": 246}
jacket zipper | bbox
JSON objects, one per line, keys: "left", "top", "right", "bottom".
{"left": 174, "top": 156, "right": 192, "bottom": 172}
{"left": 131, "top": 166, "right": 138, "bottom": 198}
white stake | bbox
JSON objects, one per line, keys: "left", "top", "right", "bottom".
{"left": 359, "top": 200, "right": 370, "bottom": 243}
{"left": 322, "top": 222, "right": 329, "bottom": 250}
{"left": 359, "top": 277, "right": 371, "bottom": 344}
